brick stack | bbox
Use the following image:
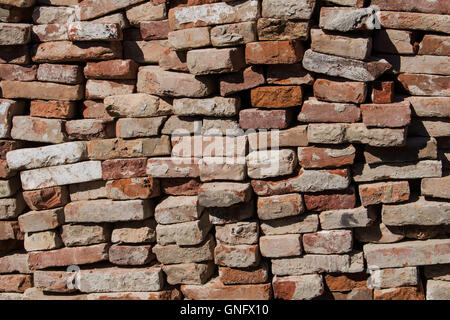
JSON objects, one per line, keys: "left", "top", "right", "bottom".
{"left": 0, "top": 0, "right": 449, "bottom": 300}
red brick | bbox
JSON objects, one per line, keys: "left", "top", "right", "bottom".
{"left": 304, "top": 188, "right": 356, "bottom": 211}
{"left": 251, "top": 86, "right": 302, "bottom": 108}
{"left": 302, "top": 230, "right": 353, "bottom": 254}
{"left": 325, "top": 273, "right": 368, "bottom": 292}
{"left": 419, "top": 35, "right": 450, "bottom": 56}
{"left": 106, "top": 177, "right": 160, "bottom": 200}
{"left": 140, "top": 20, "right": 170, "bottom": 40}
{"left": 0, "top": 274, "right": 32, "bottom": 293}
{"left": 266, "top": 64, "right": 314, "bottom": 86}
{"left": 298, "top": 99, "right": 361, "bottom": 123}
{"left": 37, "top": 63, "right": 83, "bottom": 84}
{"left": 239, "top": 108, "right": 294, "bottom": 129}
{"left": 0, "top": 221, "right": 22, "bottom": 241}
{"left": 359, "top": 181, "right": 410, "bottom": 207}
{"left": 313, "top": 78, "right": 367, "bottom": 104}
{"left": 361, "top": 101, "right": 411, "bottom": 128}
{"left": 260, "top": 234, "right": 302, "bottom": 258}
{"left": 0, "top": 63, "right": 36, "bottom": 81}
{"left": 30, "top": 100, "right": 76, "bottom": 119}
{"left": 22, "top": 186, "right": 69, "bottom": 211}
{"left": 102, "top": 158, "right": 148, "bottom": 180}
{"left": 246, "top": 41, "right": 304, "bottom": 65}
{"left": 219, "top": 65, "right": 265, "bottom": 96}
{"left": 161, "top": 178, "right": 201, "bottom": 195}
{"left": 298, "top": 145, "right": 356, "bottom": 168}
{"left": 398, "top": 74, "right": 449, "bottom": 96}
{"left": 374, "top": 286, "right": 425, "bottom": 300}
{"left": 219, "top": 264, "right": 269, "bottom": 285}
{"left": 84, "top": 59, "right": 138, "bottom": 80}
{"left": 81, "top": 101, "right": 114, "bottom": 120}
{"left": 371, "top": 81, "right": 395, "bottom": 104}
{"left": 159, "top": 48, "right": 188, "bottom": 72}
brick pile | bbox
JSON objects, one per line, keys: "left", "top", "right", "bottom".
{"left": 0, "top": 0, "right": 449, "bottom": 300}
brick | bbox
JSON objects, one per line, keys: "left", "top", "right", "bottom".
{"left": 251, "top": 86, "right": 302, "bottom": 108}
{"left": 30, "top": 100, "right": 76, "bottom": 119}
{"left": 33, "top": 271, "right": 76, "bottom": 293}
{"left": 207, "top": 201, "right": 255, "bottom": 225}
{"left": 272, "top": 255, "right": 350, "bottom": 276}
{"left": 111, "top": 220, "right": 156, "bottom": 244}
{"left": 313, "top": 78, "right": 367, "bottom": 103}
{"left": 0, "top": 254, "right": 30, "bottom": 274}
{"left": 355, "top": 222, "right": 405, "bottom": 244}
{"left": 156, "top": 213, "right": 212, "bottom": 245}
{"left": 137, "top": 66, "right": 216, "bottom": 98}
{"left": 382, "top": 54, "right": 450, "bottom": 76}
{"left": 0, "top": 64, "right": 36, "bottom": 81}
{"left": 173, "top": 97, "right": 239, "bottom": 117}
{"left": 202, "top": 119, "right": 242, "bottom": 136}
{"left": 31, "top": 23, "right": 68, "bottom": 42}
{"left": 303, "top": 50, "right": 391, "bottom": 82}
{"left": 168, "top": 0, "right": 259, "bottom": 30}
{"left": 371, "top": 81, "right": 394, "bottom": 104}
{"left": 0, "top": 178, "right": 19, "bottom": 198}
{"left": 325, "top": 273, "right": 367, "bottom": 292}
{"left": 140, "top": 20, "right": 170, "bottom": 40}
{"left": 211, "top": 22, "right": 256, "bottom": 46}
{"left": 373, "top": 29, "right": 417, "bottom": 55}
{"left": 219, "top": 264, "right": 269, "bottom": 285}
{"left": 364, "top": 239, "right": 450, "bottom": 269}
{"left": 371, "top": 0, "right": 449, "bottom": 14}
{"left": 158, "top": 48, "right": 188, "bottom": 72}
{"left": 66, "top": 119, "right": 114, "bottom": 140}
{"left": 419, "top": 35, "right": 450, "bottom": 56}
{"left": 260, "top": 234, "right": 302, "bottom": 258}
{"left": 319, "top": 206, "right": 376, "bottom": 230}
{"left": 406, "top": 97, "right": 450, "bottom": 118}
{"left": 345, "top": 123, "right": 407, "bottom": 147}
{"left": 105, "top": 93, "right": 172, "bottom": 118}
{"left": 22, "top": 187, "right": 69, "bottom": 211}
{"left": 108, "top": 244, "right": 154, "bottom": 266}
{"left": 152, "top": 234, "right": 215, "bottom": 264}
{"left": 28, "top": 243, "right": 109, "bottom": 270}
{"left": 102, "top": 158, "right": 147, "bottom": 180}
{"left": 199, "top": 157, "right": 246, "bottom": 182}
{"left": 303, "top": 230, "right": 353, "bottom": 254}
{"left": 37, "top": 63, "right": 83, "bottom": 84}
{"left": 0, "top": 275, "right": 32, "bottom": 293}
{"left": 239, "top": 108, "right": 293, "bottom": 129}
{"left": 307, "top": 123, "right": 347, "bottom": 144}
{"left": 409, "top": 118, "right": 450, "bottom": 137}
{"left": 116, "top": 117, "right": 166, "bottom": 138}
{"left": 353, "top": 160, "right": 442, "bottom": 182}
{"left": 376, "top": 11, "right": 450, "bottom": 34}
{"left": 361, "top": 101, "right": 411, "bottom": 128}
{"left": 125, "top": 2, "right": 166, "bottom": 26}
{"left": 20, "top": 161, "right": 102, "bottom": 190}
{"left": 311, "top": 28, "right": 371, "bottom": 60}
{"left": 426, "top": 280, "right": 450, "bottom": 300}
{"left": 85, "top": 79, "right": 134, "bottom": 100}
{"left": 0, "top": 197, "right": 26, "bottom": 219}
{"left": 246, "top": 40, "right": 304, "bottom": 65}
{"left": 300, "top": 100, "right": 361, "bottom": 123}
{"left": 79, "top": 266, "right": 163, "bottom": 293}
{"left": 273, "top": 274, "right": 323, "bottom": 300}
{"left": 198, "top": 182, "right": 252, "bottom": 207}
{"left": 155, "top": 195, "right": 203, "bottom": 224}
{"left": 382, "top": 197, "right": 450, "bottom": 226}
{"left": 260, "top": 214, "right": 319, "bottom": 235}
{"left": 0, "top": 140, "right": 22, "bottom": 159}
{"left": 214, "top": 243, "right": 260, "bottom": 268}
{"left": 86, "top": 290, "right": 181, "bottom": 300}
{"left": 168, "top": 27, "right": 210, "bottom": 50}
{"left": 0, "top": 99, "right": 24, "bottom": 139}
{"left": 374, "top": 286, "right": 425, "bottom": 300}
{"left": 32, "top": 5, "right": 75, "bottom": 24}
{"left": 32, "top": 41, "right": 122, "bottom": 63}
{"left": 257, "top": 18, "right": 310, "bottom": 41}
{"left": 247, "top": 149, "right": 297, "bottom": 179}
{"left": 69, "top": 180, "right": 107, "bottom": 201}
{"left": 215, "top": 221, "right": 258, "bottom": 245}
{"left": 161, "top": 178, "right": 201, "bottom": 196}
{"left": 181, "top": 278, "right": 271, "bottom": 300}
{"left": 252, "top": 168, "right": 350, "bottom": 196}
{"left": 24, "top": 230, "right": 63, "bottom": 252}
{"left": 266, "top": 64, "right": 314, "bottom": 86}
{"left": 304, "top": 188, "right": 356, "bottom": 211}
{"left": 369, "top": 267, "right": 418, "bottom": 289}
{"left": 2, "top": 80, "right": 83, "bottom": 101}
{"left": 106, "top": 177, "right": 159, "bottom": 200}
{"left": 147, "top": 157, "right": 199, "bottom": 178}
{"left": 359, "top": 181, "right": 410, "bottom": 207}
{"left": 248, "top": 126, "right": 308, "bottom": 150}
{"left": 298, "top": 145, "right": 355, "bottom": 169}
{"left": 187, "top": 47, "right": 245, "bottom": 75}
{"left": 0, "top": 23, "right": 30, "bottom": 45}
{"left": 0, "top": 221, "right": 21, "bottom": 240}
{"left": 84, "top": 59, "right": 138, "bottom": 80}
{"left": 0, "top": 45, "right": 29, "bottom": 64}
{"left": 61, "top": 224, "right": 110, "bottom": 247}
{"left": 124, "top": 40, "right": 168, "bottom": 64}
{"left": 421, "top": 176, "right": 450, "bottom": 200}
{"left": 163, "top": 262, "right": 215, "bottom": 285}
{"left": 257, "top": 193, "right": 304, "bottom": 220}
{"left": 65, "top": 199, "right": 152, "bottom": 223}
{"left": 82, "top": 101, "right": 113, "bottom": 120}
{"left": 18, "top": 208, "right": 63, "bottom": 233}
{"left": 319, "top": 7, "right": 375, "bottom": 32}
{"left": 0, "top": 0, "right": 34, "bottom": 7}
{"left": 262, "top": 0, "right": 315, "bottom": 19}
{"left": 76, "top": 0, "right": 146, "bottom": 20}
{"left": 11, "top": 116, "right": 66, "bottom": 144}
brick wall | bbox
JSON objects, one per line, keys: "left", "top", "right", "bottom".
{"left": 0, "top": 0, "right": 449, "bottom": 300}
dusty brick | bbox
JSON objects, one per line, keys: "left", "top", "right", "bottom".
{"left": 161, "top": 178, "right": 201, "bottom": 196}
{"left": 140, "top": 20, "right": 170, "bottom": 40}
{"left": 33, "top": 270, "right": 76, "bottom": 293}
{"left": 86, "top": 289, "right": 181, "bottom": 300}
{"left": 64, "top": 199, "right": 152, "bottom": 223}
{"left": 374, "top": 286, "right": 425, "bottom": 300}
{"left": 28, "top": 243, "right": 109, "bottom": 270}
{"left": 359, "top": 181, "right": 410, "bottom": 207}
{"left": 319, "top": 7, "right": 375, "bottom": 32}
{"left": 361, "top": 101, "right": 411, "bottom": 128}
{"left": 406, "top": 97, "right": 450, "bottom": 118}
{"left": 106, "top": 177, "right": 159, "bottom": 200}
{"left": 355, "top": 222, "right": 404, "bottom": 244}
{"left": 61, "top": 224, "right": 110, "bottom": 247}
{"left": 11, "top": 116, "right": 66, "bottom": 144}
{"left": 419, "top": 34, "right": 450, "bottom": 56}
{"left": 272, "top": 255, "right": 350, "bottom": 276}
{"left": 187, "top": 47, "right": 245, "bottom": 75}
{"left": 125, "top": 2, "right": 166, "bottom": 26}
{"left": 116, "top": 117, "right": 166, "bottom": 138}
{"left": 247, "top": 149, "right": 297, "bottom": 179}
{"left": 257, "top": 193, "right": 304, "bottom": 220}
{"left": 207, "top": 201, "right": 255, "bottom": 225}
{"left": 198, "top": 182, "right": 252, "bottom": 208}
{"left": 153, "top": 234, "right": 215, "bottom": 264}
{"left": 298, "top": 145, "right": 355, "bottom": 169}
{"left": 0, "top": 221, "right": 22, "bottom": 241}
{"left": 369, "top": 267, "right": 418, "bottom": 289}
{"left": 260, "top": 234, "right": 302, "bottom": 258}
{"left": 159, "top": 48, "right": 188, "bottom": 72}
{"left": 173, "top": 97, "right": 239, "bottom": 117}
{"left": 320, "top": 206, "right": 376, "bottom": 230}
{"left": 257, "top": 18, "right": 310, "bottom": 41}
{"left": 76, "top": 0, "right": 146, "bottom": 20}
{"left": 30, "top": 100, "right": 76, "bottom": 119}
{"left": 215, "top": 221, "right": 258, "bottom": 245}
{"left": 2, "top": 81, "right": 83, "bottom": 101}
{"left": 82, "top": 101, "right": 114, "bottom": 120}
{"left": 147, "top": 157, "right": 199, "bottom": 178}
{"left": 124, "top": 40, "right": 168, "bottom": 64}
{"left": 313, "top": 78, "right": 367, "bottom": 104}
{"left": 325, "top": 273, "right": 367, "bottom": 292}
{"left": 0, "top": 274, "right": 32, "bottom": 293}
{"left": 251, "top": 86, "right": 302, "bottom": 108}
{"left": 211, "top": 21, "right": 257, "bottom": 46}
{"left": 105, "top": 93, "right": 172, "bottom": 118}
{"left": 0, "top": 64, "right": 36, "bottom": 81}
{"left": 0, "top": 178, "right": 19, "bottom": 198}
{"left": 260, "top": 214, "right": 319, "bottom": 235}
{"left": 303, "top": 230, "right": 353, "bottom": 254}
{"left": 0, "top": 99, "right": 24, "bottom": 139}
{"left": 69, "top": 180, "right": 107, "bottom": 201}
{"left": 24, "top": 230, "right": 63, "bottom": 252}
{"left": 399, "top": 74, "right": 450, "bottom": 97}
{"left": 31, "top": 23, "right": 68, "bottom": 42}
{"left": 304, "top": 188, "right": 356, "bottom": 211}
{"left": 84, "top": 59, "right": 138, "bottom": 80}
{"left": 219, "top": 264, "right": 269, "bottom": 285}
{"left": 32, "top": 5, "right": 76, "bottom": 24}
{"left": 371, "top": 0, "right": 449, "bottom": 14}
{"left": 246, "top": 40, "right": 304, "bottom": 65}
{"left": 156, "top": 213, "right": 211, "bottom": 246}
{"left": 37, "top": 63, "right": 83, "bottom": 84}
{"left": 168, "top": 27, "right": 210, "bottom": 50}
{"left": 199, "top": 157, "right": 246, "bottom": 182}
{"left": 371, "top": 81, "right": 394, "bottom": 104}
{"left": 67, "top": 22, "right": 122, "bottom": 42}
{"left": 262, "top": 0, "right": 315, "bottom": 19}
{"left": 155, "top": 195, "right": 203, "bottom": 225}
{"left": 111, "top": 220, "right": 156, "bottom": 244}
{"left": 345, "top": 123, "right": 407, "bottom": 147}
{"left": 273, "top": 274, "right": 323, "bottom": 300}
{"left": 0, "top": 197, "right": 26, "bottom": 220}
{"left": 0, "top": 253, "right": 30, "bottom": 275}
{"left": 300, "top": 100, "right": 360, "bottom": 124}
{"left": 108, "top": 244, "right": 154, "bottom": 266}
{"left": 66, "top": 119, "right": 115, "bottom": 140}
{"left": 0, "top": 22, "right": 30, "bottom": 45}
{"left": 421, "top": 176, "right": 450, "bottom": 200}
{"left": 22, "top": 187, "right": 69, "bottom": 211}
{"left": 18, "top": 207, "right": 63, "bottom": 233}
{"left": 248, "top": 126, "right": 308, "bottom": 150}
{"left": 214, "top": 243, "right": 260, "bottom": 268}
{"left": 239, "top": 108, "right": 294, "bottom": 130}
{"left": 163, "top": 262, "right": 215, "bottom": 285}
{"left": 85, "top": 79, "right": 134, "bottom": 100}
{"left": 102, "top": 158, "right": 147, "bottom": 180}
{"left": 373, "top": 29, "right": 417, "bottom": 55}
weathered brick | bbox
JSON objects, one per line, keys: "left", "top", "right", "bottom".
{"left": 248, "top": 126, "right": 308, "bottom": 150}
{"left": 313, "top": 78, "right": 367, "bottom": 104}
{"left": 214, "top": 243, "right": 260, "bottom": 268}
{"left": 374, "top": 286, "right": 425, "bottom": 300}
{"left": 108, "top": 244, "right": 154, "bottom": 266}
{"left": 0, "top": 64, "right": 36, "bottom": 81}
{"left": 247, "top": 149, "right": 297, "bottom": 179}
{"left": 272, "top": 255, "right": 350, "bottom": 276}
{"left": 163, "top": 262, "right": 215, "bottom": 285}
{"left": 406, "top": 97, "right": 450, "bottom": 118}
{"left": 2, "top": 81, "right": 83, "bottom": 101}
{"left": 0, "top": 197, "right": 26, "bottom": 220}
{"left": 421, "top": 175, "right": 450, "bottom": 200}
{"left": 30, "top": 100, "right": 76, "bottom": 119}
{"left": 246, "top": 40, "right": 304, "bottom": 65}
{"left": 0, "top": 274, "right": 32, "bottom": 293}
{"left": 198, "top": 182, "right": 252, "bottom": 207}
{"left": 304, "top": 188, "right": 356, "bottom": 211}
{"left": 301, "top": 100, "right": 361, "bottom": 123}
{"left": 124, "top": 40, "right": 168, "bottom": 64}
{"left": 69, "top": 180, "right": 107, "bottom": 201}
{"left": 319, "top": 206, "right": 377, "bottom": 230}
{"left": 319, "top": 7, "right": 375, "bottom": 32}
{"left": 199, "top": 157, "right": 246, "bottom": 182}
{"left": 33, "top": 5, "right": 76, "bottom": 24}
{"left": 116, "top": 117, "right": 166, "bottom": 138}
{"left": 251, "top": 86, "right": 302, "bottom": 108}
{"left": 325, "top": 273, "right": 367, "bottom": 292}
{"left": 0, "top": 99, "right": 24, "bottom": 139}
{"left": 260, "top": 214, "right": 319, "bottom": 235}
{"left": 219, "top": 264, "right": 269, "bottom": 285}
{"left": 0, "top": 45, "right": 29, "bottom": 64}
{"left": 18, "top": 207, "right": 63, "bottom": 233}
{"left": 24, "top": 230, "right": 63, "bottom": 252}
{"left": 0, "top": 253, "right": 30, "bottom": 275}
{"left": 382, "top": 54, "right": 449, "bottom": 76}
{"left": 168, "top": 27, "right": 211, "bottom": 50}
{"left": 359, "top": 181, "right": 410, "bottom": 207}
{"left": 207, "top": 201, "right": 255, "bottom": 225}
{"left": 0, "top": 22, "right": 30, "bottom": 45}
{"left": 239, "top": 108, "right": 293, "bottom": 130}
{"left": 31, "top": 23, "right": 68, "bottom": 42}
{"left": 187, "top": 47, "right": 245, "bottom": 75}
{"left": 260, "top": 234, "right": 302, "bottom": 258}
{"left": 262, "top": 0, "right": 315, "bottom": 19}
{"left": 355, "top": 222, "right": 405, "bottom": 244}
{"left": 369, "top": 267, "right": 418, "bottom": 289}
{"left": 159, "top": 48, "right": 188, "bottom": 72}
{"left": 111, "top": 220, "right": 156, "bottom": 244}
{"left": 125, "top": 2, "right": 166, "bottom": 26}
{"left": 155, "top": 195, "right": 203, "bottom": 224}
{"left": 307, "top": 123, "right": 346, "bottom": 144}
{"left": 373, "top": 29, "right": 417, "bottom": 55}
{"left": 156, "top": 213, "right": 211, "bottom": 246}
{"left": 361, "top": 101, "right": 411, "bottom": 128}
{"left": 102, "top": 158, "right": 147, "bottom": 180}
{"left": 303, "top": 230, "right": 353, "bottom": 254}
{"left": 298, "top": 145, "right": 355, "bottom": 169}
{"left": 371, "top": 0, "right": 449, "bottom": 14}
{"left": 61, "top": 224, "right": 110, "bottom": 247}
{"left": 140, "top": 20, "right": 170, "bottom": 40}
{"left": 84, "top": 59, "right": 138, "bottom": 80}
{"left": 147, "top": 157, "right": 199, "bottom": 178}
{"left": 257, "top": 18, "right": 310, "bottom": 41}
{"left": 211, "top": 22, "right": 256, "bottom": 46}
{"left": 106, "top": 177, "right": 159, "bottom": 200}
{"left": 215, "top": 221, "right": 258, "bottom": 245}
{"left": 371, "top": 81, "right": 395, "bottom": 104}
{"left": 65, "top": 199, "right": 152, "bottom": 223}
{"left": 345, "top": 123, "right": 407, "bottom": 147}
{"left": 377, "top": 10, "right": 450, "bottom": 34}
{"left": 266, "top": 64, "right": 313, "bottom": 86}
{"left": 173, "top": 97, "right": 239, "bottom": 117}
{"left": 0, "top": 178, "right": 19, "bottom": 198}
{"left": 105, "top": 93, "right": 172, "bottom": 118}
{"left": 76, "top": 0, "right": 146, "bottom": 20}
{"left": 86, "top": 289, "right": 181, "bottom": 300}
{"left": 273, "top": 274, "right": 323, "bottom": 300}
{"left": 257, "top": 193, "right": 304, "bottom": 220}
{"left": 161, "top": 177, "right": 201, "bottom": 196}
{"left": 37, "top": 63, "right": 83, "bottom": 84}
{"left": 419, "top": 34, "right": 450, "bottom": 56}
{"left": 0, "top": 221, "right": 22, "bottom": 240}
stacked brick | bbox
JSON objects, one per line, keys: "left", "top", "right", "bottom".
{"left": 0, "top": 0, "right": 449, "bottom": 300}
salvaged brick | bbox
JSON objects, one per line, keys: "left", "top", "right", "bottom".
{"left": 111, "top": 220, "right": 156, "bottom": 244}
{"left": 273, "top": 274, "right": 323, "bottom": 300}
{"left": 173, "top": 97, "right": 239, "bottom": 117}
{"left": 61, "top": 224, "right": 110, "bottom": 247}
{"left": 168, "top": 27, "right": 211, "bottom": 50}
{"left": 124, "top": 40, "right": 168, "bottom": 64}
{"left": 247, "top": 149, "right": 297, "bottom": 179}
{"left": 105, "top": 93, "right": 172, "bottom": 118}
{"left": 303, "top": 230, "right": 353, "bottom": 254}
{"left": 153, "top": 234, "right": 215, "bottom": 264}
{"left": 359, "top": 181, "right": 410, "bottom": 207}
{"left": 18, "top": 207, "right": 64, "bottom": 233}
{"left": 272, "top": 255, "right": 350, "bottom": 276}
{"left": 298, "top": 145, "right": 355, "bottom": 169}
{"left": 30, "top": 100, "right": 76, "bottom": 119}
{"left": 369, "top": 267, "right": 418, "bottom": 289}
{"left": 345, "top": 123, "right": 407, "bottom": 147}
{"left": 246, "top": 41, "right": 304, "bottom": 65}
{"left": 24, "top": 230, "right": 63, "bottom": 252}
{"left": 155, "top": 195, "right": 203, "bottom": 225}
{"left": 419, "top": 34, "right": 450, "bottom": 56}
{"left": 2, "top": 81, "right": 83, "bottom": 101}
{"left": 319, "top": 7, "right": 375, "bottom": 32}
{"left": 37, "top": 63, "right": 83, "bottom": 84}
{"left": 102, "top": 158, "right": 147, "bottom": 180}
{"left": 0, "top": 253, "right": 30, "bottom": 275}
{"left": 108, "top": 244, "right": 154, "bottom": 266}
{"left": 257, "top": 18, "right": 310, "bottom": 41}
{"left": 251, "top": 86, "right": 302, "bottom": 108}
{"left": 0, "top": 22, "right": 30, "bottom": 45}
{"left": 198, "top": 182, "right": 252, "bottom": 207}
{"left": 84, "top": 60, "right": 138, "bottom": 80}
{"left": 163, "top": 262, "right": 215, "bottom": 285}
{"left": 187, "top": 47, "right": 245, "bottom": 75}
{"left": 0, "top": 274, "right": 32, "bottom": 293}
{"left": 214, "top": 243, "right": 260, "bottom": 268}
{"left": 76, "top": 0, "right": 146, "bottom": 20}
{"left": 374, "top": 29, "right": 417, "bottom": 55}
{"left": 239, "top": 108, "right": 294, "bottom": 129}
{"left": 156, "top": 213, "right": 212, "bottom": 245}
{"left": 361, "top": 101, "right": 411, "bottom": 128}
{"left": 260, "top": 234, "right": 302, "bottom": 258}
{"left": 31, "top": 23, "right": 68, "bottom": 42}
{"left": 0, "top": 197, "right": 26, "bottom": 220}
{"left": 211, "top": 22, "right": 257, "bottom": 46}
{"left": 304, "top": 188, "right": 356, "bottom": 211}
{"left": 0, "top": 99, "right": 24, "bottom": 139}
{"left": 219, "top": 65, "right": 265, "bottom": 96}
{"left": 0, "top": 64, "right": 36, "bottom": 81}
{"left": 313, "top": 79, "right": 366, "bottom": 104}
{"left": 140, "top": 20, "right": 170, "bottom": 40}
{"left": 219, "top": 264, "right": 269, "bottom": 285}
{"left": 257, "top": 193, "right": 304, "bottom": 220}
{"left": 207, "top": 201, "right": 255, "bottom": 225}
{"left": 319, "top": 206, "right": 376, "bottom": 230}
